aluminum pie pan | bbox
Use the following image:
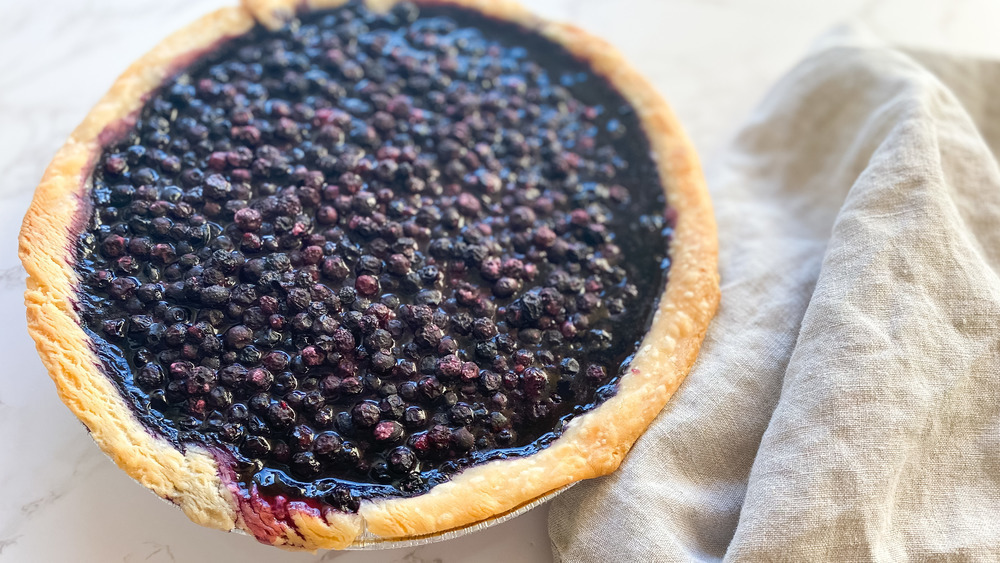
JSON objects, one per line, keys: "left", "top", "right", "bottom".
{"left": 138, "top": 450, "right": 570, "bottom": 550}
{"left": 344, "top": 482, "right": 574, "bottom": 549}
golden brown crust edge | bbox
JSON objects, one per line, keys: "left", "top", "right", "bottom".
{"left": 20, "top": 3, "right": 254, "bottom": 534}
{"left": 18, "top": 4, "right": 363, "bottom": 550}
{"left": 20, "top": 0, "right": 718, "bottom": 550}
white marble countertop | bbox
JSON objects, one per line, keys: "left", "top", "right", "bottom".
{"left": 1, "top": 1, "right": 998, "bottom": 561}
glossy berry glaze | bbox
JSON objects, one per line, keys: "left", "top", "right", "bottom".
{"left": 74, "top": 1, "right": 673, "bottom": 512}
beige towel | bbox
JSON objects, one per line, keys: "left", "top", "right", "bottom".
{"left": 549, "top": 32, "right": 1000, "bottom": 562}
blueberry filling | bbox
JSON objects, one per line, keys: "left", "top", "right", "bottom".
{"left": 75, "top": 1, "right": 672, "bottom": 512}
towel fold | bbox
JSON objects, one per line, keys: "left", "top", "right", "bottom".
{"left": 549, "top": 30, "right": 1000, "bottom": 562}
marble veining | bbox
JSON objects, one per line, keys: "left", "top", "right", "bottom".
{"left": 1, "top": 0, "right": 998, "bottom": 561}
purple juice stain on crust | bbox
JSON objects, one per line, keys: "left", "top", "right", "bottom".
{"left": 73, "top": 0, "right": 673, "bottom": 512}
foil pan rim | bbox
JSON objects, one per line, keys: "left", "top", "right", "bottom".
{"left": 344, "top": 482, "right": 574, "bottom": 550}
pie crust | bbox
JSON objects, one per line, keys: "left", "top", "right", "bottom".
{"left": 19, "top": 0, "right": 719, "bottom": 550}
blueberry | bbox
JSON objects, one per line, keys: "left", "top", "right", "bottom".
{"left": 291, "top": 452, "right": 321, "bottom": 477}
{"left": 267, "top": 401, "right": 297, "bottom": 429}
{"left": 452, "top": 427, "right": 475, "bottom": 451}
{"left": 351, "top": 400, "right": 381, "bottom": 427}
{"left": 242, "top": 435, "right": 271, "bottom": 457}
{"left": 449, "top": 403, "right": 475, "bottom": 426}
{"left": 388, "top": 445, "right": 417, "bottom": 473}
{"left": 373, "top": 420, "right": 403, "bottom": 442}
{"left": 560, "top": 358, "right": 580, "bottom": 376}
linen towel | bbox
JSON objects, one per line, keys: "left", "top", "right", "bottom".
{"left": 549, "top": 31, "right": 1000, "bottom": 562}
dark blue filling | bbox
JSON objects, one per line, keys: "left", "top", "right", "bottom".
{"left": 74, "top": 1, "right": 671, "bottom": 511}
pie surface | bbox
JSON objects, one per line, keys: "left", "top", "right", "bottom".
{"left": 19, "top": 0, "right": 718, "bottom": 550}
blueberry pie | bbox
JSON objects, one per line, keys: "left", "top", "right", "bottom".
{"left": 20, "top": 0, "right": 718, "bottom": 550}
